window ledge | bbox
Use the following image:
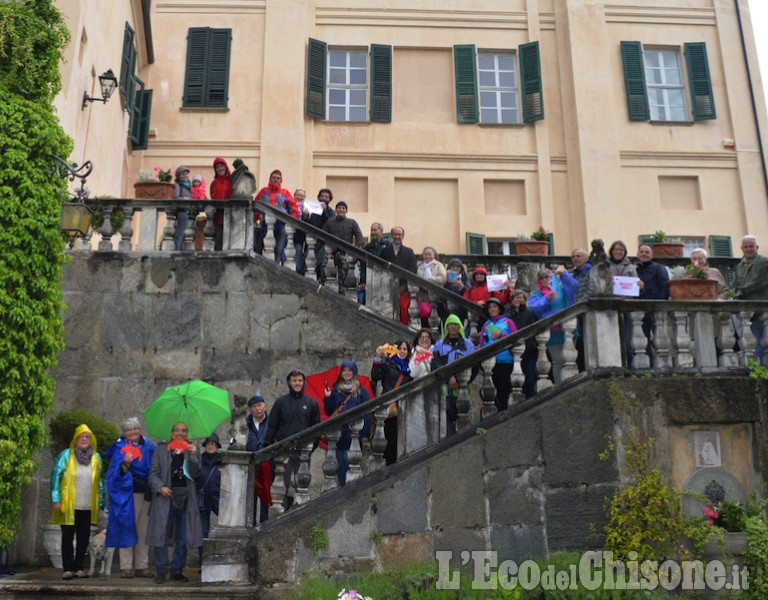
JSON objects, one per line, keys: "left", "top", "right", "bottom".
{"left": 479, "top": 123, "right": 527, "bottom": 128}
{"left": 321, "top": 120, "right": 373, "bottom": 127}
{"left": 180, "top": 107, "right": 230, "bottom": 113}
{"left": 649, "top": 120, "right": 694, "bottom": 127}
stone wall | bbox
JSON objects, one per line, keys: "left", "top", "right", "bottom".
{"left": 20, "top": 253, "right": 407, "bottom": 566}
{"left": 242, "top": 376, "right": 768, "bottom": 584}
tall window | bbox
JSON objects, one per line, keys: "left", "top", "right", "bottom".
{"left": 119, "top": 22, "right": 152, "bottom": 151}
{"left": 328, "top": 50, "right": 368, "bottom": 122}
{"left": 620, "top": 41, "right": 715, "bottom": 122}
{"left": 306, "top": 40, "right": 391, "bottom": 123}
{"left": 182, "top": 28, "right": 232, "bottom": 108}
{"left": 644, "top": 49, "right": 686, "bottom": 121}
{"left": 478, "top": 53, "right": 519, "bottom": 124}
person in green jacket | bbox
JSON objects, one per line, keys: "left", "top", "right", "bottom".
{"left": 50, "top": 423, "right": 105, "bottom": 580}
{"left": 733, "top": 235, "right": 768, "bottom": 362}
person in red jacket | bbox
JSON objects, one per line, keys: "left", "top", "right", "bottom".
{"left": 464, "top": 266, "right": 513, "bottom": 307}
{"left": 254, "top": 169, "right": 298, "bottom": 264}
{"left": 209, "top": 158, "right": 232, "bottom": 251}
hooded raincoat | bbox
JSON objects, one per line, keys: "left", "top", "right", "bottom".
{"left": 50, "top": 424, "right": 104, "bottom": 525}
{"left": 209, "top": 157, "right": 232, "bottom": 226}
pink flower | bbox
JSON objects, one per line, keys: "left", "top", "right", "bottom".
{"left": 702, "top": 506, "right": 719, "bottom": 524}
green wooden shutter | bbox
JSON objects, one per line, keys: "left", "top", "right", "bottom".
{"left": 306, "top": 38, "right": 327, "bottom": 119}
{"left": 128, "top": 76, "right": 144, "bottom": 143}
{"left": 685, "top": 42, "right": 716, "bottom": 121}
{"left": 709, "top": 235, "right": 732, "bottom": 257}
{"left": 454, "top": 45, "right": 478, "bottom": 123}
{"left": 206, "top": 29, "right": 231, "bottom": 108}
{"left": 130, "top": 89, "right": 153, "bottom": 151}
{"left": 638, "top": 234, "right": 656, "bottom": 246}
{"left": 119, "top": 23, "right": 136, "bottom": 102}
{"left": 466, "top": 232, "right": 487, "bottom": 255}
{"left": 519, "top": 41, "right": 544, "bottom": 123}
{"left": 183, "top": 28, "right": 209, "bottom": 107}
{"left": 546, "top": 231, "right": 555, "bottom": 255}
{"left": 370, "top": 44, "right": 392, "bottom": 123}
{"left": 621, "top": 41, "right": 649, "bottom": 121}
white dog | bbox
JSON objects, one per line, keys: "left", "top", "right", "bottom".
{"left": 87, "top": 529, "right": 115, "bottom": 577}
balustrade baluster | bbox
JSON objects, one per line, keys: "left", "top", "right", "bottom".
{"left": 305, "top": 236, "right": 317, "bottom": 281}
{"left": 182, "top": 204, "right": 196, "bottom": 250}
{"left": 510, "top": 341, "right": 525, "bottom": 405}
{"left": 97, "top": 208, "right": 114, "bottom": 251}
{"left": 161, "top": 206, "right": 175, "bottom": 250}
{"left": 428, "top": 303, "right": 441, "bottom": 333}
{"left": 82, "top": 224, "right": 94, "bottom": 250}
{"left": 652, "top": 311, "right": 672, "bottom": 368}
{"left": 202, "top": 205, "right": 216, "bottom": 251}
{"left": 369, "top": 404, "right": 389, "bottom": 471}
{"left": 717, "top": 312, "right": 738, "bottom": 367}
{"left": 346, "top": 418, "right": 364, "bottom": 483}
{"left": 738, "top": 310, "right": 757, "bottom": 366}
{"left": 535, "top": 329, "right": 552, "bottom": 390}
{"left": 480, "top": 356, "right": 498, "bottom": 419}
{"left": 321, "top": 427, "right": 341, "bottom": 492}
{"left": 118, "top": 206, "right": 134, "bottom": 252}
{"left": 262, "top": 212, "right": 276, "bottom": 260}
{"left": 629, "top": 311, "right": 650, "bottom": 369}
{"left": 294, "top": 442, "right": 313, "bottom": 505}
{"left": 455, "top": 368, "right": 472, "bottom": 431}
{"left": 758, "top": 313, "right": 768, "bottom": 367}
{"left": 284, "top": 220, "right": 296, "bottom": 270}
{"left": 561, "top": 318, "right": 579, "bottom": 380}
{"left": 408, "top": 284, "right": 420, "bottom": 329}
{"left": 269, "top": 453, "right": 287, "bottom": 517}
{"left": 672, "top": 311, "right": 693, "bottom": 368}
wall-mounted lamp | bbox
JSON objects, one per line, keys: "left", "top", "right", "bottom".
{"left": 81, "top": 69, "right": 118, "bottom": 111}
{"left": 51, "top": 155, "right": 94, "bottom": 240}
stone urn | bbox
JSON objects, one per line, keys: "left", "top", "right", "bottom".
{"left": 701, "top": 531, "right": 748, "bottom": 598}
{"left": 668, "top": 278, "right": 719, "bottom": 300}
{"left": 134, "top": 181, "right": 174, "bottom": 199}
{"left": 42, "top": 523, "right": 63, "bottom": 569}
{"left": 515, "top": 240, "right": 549, "bottom": 255}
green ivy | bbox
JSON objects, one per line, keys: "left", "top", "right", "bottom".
{"left": 0, "top": 0, "right": 71, "bottom": 548}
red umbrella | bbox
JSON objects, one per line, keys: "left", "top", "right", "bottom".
{"left": 305, "top": 366, "right": 376, "bottom": 449}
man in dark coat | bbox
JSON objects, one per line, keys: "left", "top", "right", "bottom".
{"left": 302, "top": 188, "right": 335, "bottom": 279}
{"left": 358, "top": 222, "right": 391, "bottom": 305}
{"left": 636, "top": 244, "right": 670, "bottom": 366}
{"left": 264, "top": 371, "right": 320, "bottom": 509}
{"left": 322, "top": 201, "right": 365, "bottom": 293}
{"left": 380, "top": 226, "right": 418, "bottom": 325}
{"left": 245, "top": 395, "right": 272, "bottom": 523}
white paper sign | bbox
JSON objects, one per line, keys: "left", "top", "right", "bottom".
{"left": 303, "top": 199, "right": 324, "bottom": 216}
{"left": 613, "top": 276, "right": 640, "bottom": 297}
{"left": 486, "top": 274, "right": 508, "bottom": 292}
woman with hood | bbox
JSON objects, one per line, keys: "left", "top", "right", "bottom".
{"left": 437, "top": 258, "right": 471, "bottom": 325}
{"left": 507, "top": 290, "right": 538, "bottom": 399}
{"left": 478, "top": 297, "right": 518, "bottom": 411}
{"left": 464, "top": 266, "right": 513, "bottom": 308}
{"left": 50, "top": 423, "right": 105, "bottom": 580}
{"left": 432, "top": 315, "right": 477, "bottom": 434}
{"left": 371, "top": 340, "right": 413, "bottom": 465}
{"left": 172, "top": 165, "right": 193, "bottom": 251}
{"left": 528, "top": 267, "right": 578, "bottom": 384}
{"left": 324, "top": 360, "right": 372, "bottom": 486}
{"left": 209, "top": 157, "right": 232, "bottom": 251}
{"left": 254, "top": 169, "right": 299, "bottom": 264}
{"left": 103, "top": 417, "right": 156, "bottom": 578}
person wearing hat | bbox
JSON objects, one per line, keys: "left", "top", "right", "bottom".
{"left": 245, "top": 395, "right": 273, "bottom": 523}
{"left": 172, "top": 165, "right": 193, "bottom": 251}
{"left": 478, "top": 297, "right": 518, "bottom": 411}
{"left": 196, "top": 433, "right": 222, "bottom": 567}
{"left": 191, "top": 175, "right": 206, "bottom": 200}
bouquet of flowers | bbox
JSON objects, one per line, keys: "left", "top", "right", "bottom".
{"left": 338, "top": 590, "right": 373, "bottom": 600}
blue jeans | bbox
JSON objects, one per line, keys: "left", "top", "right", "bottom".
{"left": 260, "top": 220, "right": 286, "bottom": 264}
{"left": 173, "top": 211, "right": 188, "bottom": 251}
{"left": 336, "top": 448, "right": 349, "bottom": 487}
{"left": 198, "top": 508, "right": 211, "bottom": 567}
{"left": 154, "top": 502, "right": 187, "bottom": 576}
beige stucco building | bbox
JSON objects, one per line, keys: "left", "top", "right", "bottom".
{"left": 54, "top": 0, "right": 768, "bottom": 256}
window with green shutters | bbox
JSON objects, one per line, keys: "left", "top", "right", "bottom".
{"left": 183, "top": 28, "right": 232, "bottom": 108}
{"left": 305, "top": 40, "right": 391, "bottom": 122}
{"left": 453, "top": 41, "right": 543, "bottom": 125}
{"left": 129, "top": 87, "right": 153, "bottom": 151}
{"left": 621, "top": 41, "right": 715, "bottom": 122}
{"left": 119, "top": 21, "right": 153, "bottom": 152}
{"left": 119, "top": 23, "right": 136, "bottom": 111}
{"left": 708, "top": 235, "right": 732, "bottom": 258}
{"left": 466, "top": 232, "right": 487, "bottom": 255}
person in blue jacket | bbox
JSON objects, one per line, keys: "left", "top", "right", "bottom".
{"left": 478, "top": 297, "right": 518, "bottom": 411}
{"left": 528, "top": 267, "right": 577, "bottom": 384}
{"left": 324, "top": 360, "right": 372, "bottom": 486}
{"left": 432, "top": 314, "right": 477, "bottom": 434}
{"left": 103, "top": 417, "right": 156, "bottom": 578}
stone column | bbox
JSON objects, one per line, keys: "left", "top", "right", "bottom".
{"left": 294, "top": 441, "right": 313, "bottom": 505}
{"left": 118, "top": 206, "right": 134, "bottom": 252}
{"left": 480, "top": 356, "right": 498, "bottom": 419}
{"left": 535, "top": 329, "right": 552, "bottom": 391}
{"left": 717, "top": 311, "right": 738, "bottom": 368}
{"left": 217, "top": 450, "right": 252, "bottom": 528}
{"left": 672, "top": 311, "right": 693, "bottom": 368}
{"left": 455, "top": 368, "right": 472, "bottom": 431}
{"left": 97, "top": 208, "right": 114, "bottom": 251}
{"left": 202, "top": 205, "right": 216, "bottom": 251}
{"left": 629, "top": 311, "right": 650, "bottom": 369}
{"left": 321, "top": 427, "right": 341, "bottom": 492}
{"left": 561, "top": 317, "right": 579, "bottom": 380}
{"left": 510, "top": 341, "right": 525, "bottom": 405}
{"left": 653, "top": 310, "right": 672, "bottom": 368}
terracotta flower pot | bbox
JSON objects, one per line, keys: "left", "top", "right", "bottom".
{"left": 134, "top": 181, "right": 175, "bottom": 199}
{"left": 668, "top": 278, "right": 719, "bottom": 300}
{"left": 652, "top": 242, "right": 684, "bottom": 258}
{"left": 515, "top": 240, "right": 549, "bottom": 255}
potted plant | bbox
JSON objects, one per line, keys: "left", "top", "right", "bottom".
{"left": 515, "top": 227, "right": 550, "bottom": 255}
{"left": 668, "top": 264, "right": 719, "bottom": 300}
{"left": 134, "top": 167, "right": 175, "bottom": 199}
{"left": 651, "top": 230, "right": 684, "bottom": 257}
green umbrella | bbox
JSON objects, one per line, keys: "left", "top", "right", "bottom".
{"left": 143, "top": 380, "right": 230, "bottom": 440}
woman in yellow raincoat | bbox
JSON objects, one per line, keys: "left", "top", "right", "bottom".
{"left": 50, "top": 423, "right": 105, "bottom": 580}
